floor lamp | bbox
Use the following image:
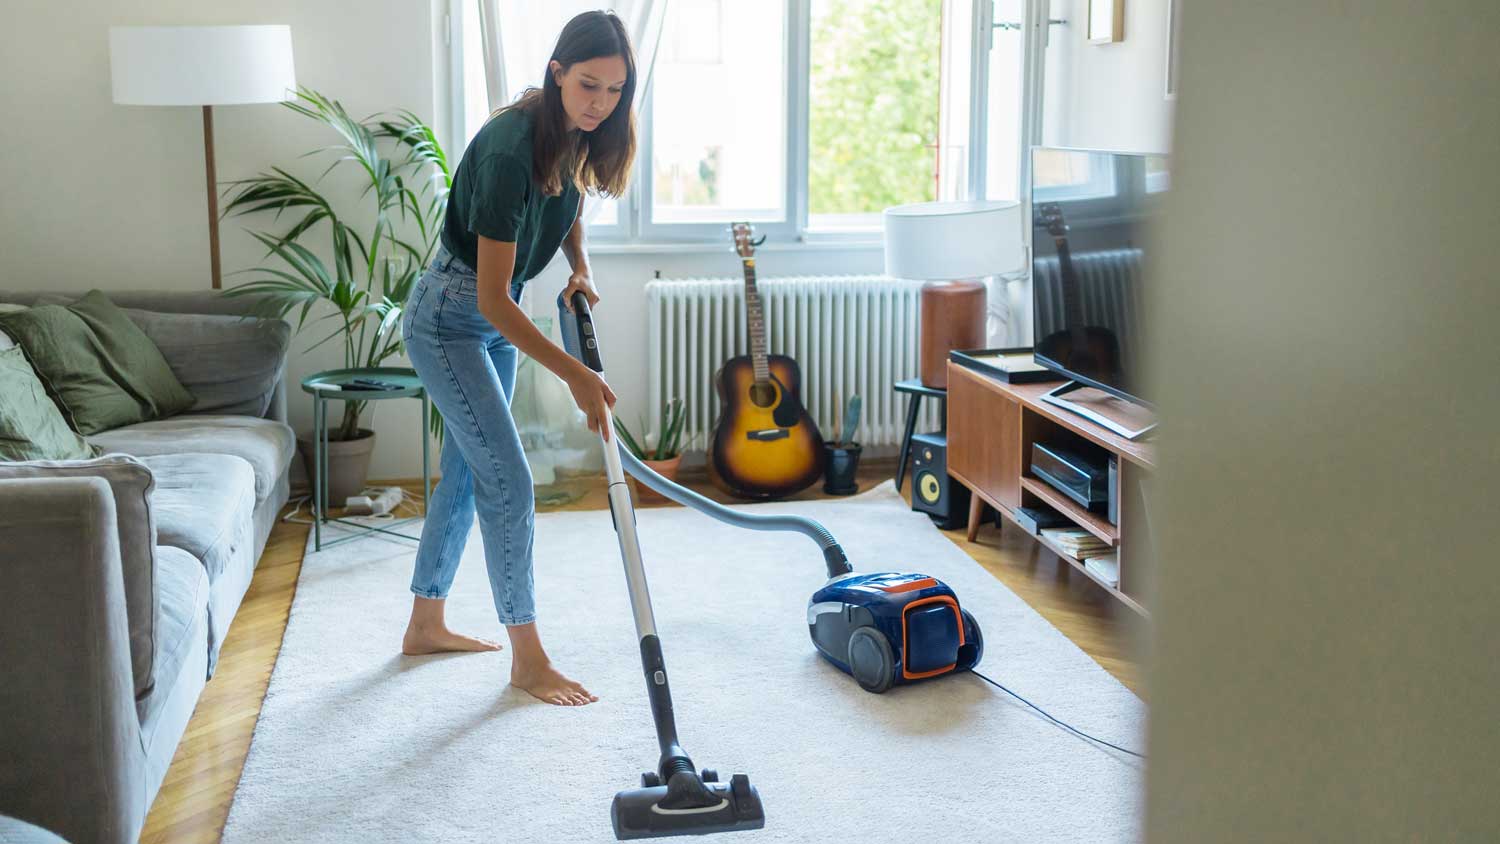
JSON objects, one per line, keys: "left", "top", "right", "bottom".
{"left": 884, "top": 200, "right": 1025, "bottom": 389}
{"left": 109, "top": 25, "right": 296, "bottom": 290}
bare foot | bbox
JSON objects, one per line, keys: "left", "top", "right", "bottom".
{"left": 511, "top": 662, "right": 599, "bottom": 706}
{"left": 402, "top": 622, "right": 504, "bottom": 655}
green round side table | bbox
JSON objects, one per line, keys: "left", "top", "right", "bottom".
{"left": 300, "top": 366, "right": 430, "bottom": 551}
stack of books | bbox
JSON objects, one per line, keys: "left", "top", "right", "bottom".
{"left": 1083, "top": 552, "right": 1120, "bottom": 588}
{"left": 1039, "top": 527, "right": 1112, "bottom": 560}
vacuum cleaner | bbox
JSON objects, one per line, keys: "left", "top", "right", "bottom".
{"left": 561, "top": 291, "right": 766, "bottom": 840}
{"left": 558, "top": 291, "right": 984, "bottom": 839}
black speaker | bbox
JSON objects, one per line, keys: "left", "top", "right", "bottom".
{"left": 910, "top": 431, "right": 970, "bottom": 530}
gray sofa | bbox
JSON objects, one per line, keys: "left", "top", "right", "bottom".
{"left": 0, "top": 291, "right": 294, "bottom": 844}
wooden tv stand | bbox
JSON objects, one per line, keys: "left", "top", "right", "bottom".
{"left": 945, "top": 361, "right": 1156, "bottom": 615}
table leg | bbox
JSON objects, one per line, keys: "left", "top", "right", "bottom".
{"left": 321, "top": 401, "right": 331, "bottom": 532}
{"left": 312, "top": 396, "right": 323, "bottom": 551}
{"left": 421, "top": 393, "right": 431, "bottom": 512}
{"left": 965, "top": 491, "right": 984, "bottom": 542}
{"left": 895, "top": 393, "right": 921, "bottom": 493}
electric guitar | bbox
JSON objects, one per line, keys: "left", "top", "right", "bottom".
{"left": 1035, "top": 203, "right": 1121, "bottom": 378}
{"left": 705, "top": 224, "right": 825, "bottom": 500}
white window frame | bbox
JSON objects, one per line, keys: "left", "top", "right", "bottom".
{"left": 446, "top": 0, "right": 1047, "bottom": 248}
{"left": 629, "top": 0, "right": 800, "bottom": 245}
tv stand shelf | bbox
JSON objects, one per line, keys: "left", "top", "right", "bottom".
{"left": 1018, "top": 477, "right": 1119, "bottom": 545}
{"left": 946, "top": 361, "right": 1155, "bottom": 616}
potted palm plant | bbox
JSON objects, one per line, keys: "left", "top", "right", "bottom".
{"left": 614, "top": 398, "right": 687, "bottom": 505}
{"left": 823, "top": 394, "right": 863, "bottom": 495}
{"left": 222, "top": 86, "right": 450, "bottom": 502}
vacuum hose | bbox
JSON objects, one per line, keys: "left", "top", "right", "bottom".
{"left": 557, "top": 291, "right": 853, "bottom": 579}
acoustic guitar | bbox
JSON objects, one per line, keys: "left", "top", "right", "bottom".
{"left": 705, "top": 223, "right": 825, "bottom": 500}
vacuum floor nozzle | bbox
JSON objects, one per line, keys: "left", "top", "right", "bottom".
{"left": 611, "top": 771, "right": 765, "bottom": 840}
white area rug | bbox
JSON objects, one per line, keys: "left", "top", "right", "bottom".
{"left": 222, "top": 481, "right": 1143, "bottom": 843}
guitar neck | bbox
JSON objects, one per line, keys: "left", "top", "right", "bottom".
{"left": 743, "top": 257, "right": 770, "bottom": 383}
{"left": 1054, "top": 236, "right": 1088, "bottom": 338}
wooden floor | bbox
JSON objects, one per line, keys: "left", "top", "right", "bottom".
{"left": 140, "top": 458, "right": 1145, "bottom": 843}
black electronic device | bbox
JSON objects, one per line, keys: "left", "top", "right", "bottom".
{"left": 1030, "top": 440, "right": 1110, "bottom": 513}
{"left": 1013, "top": 504, "right": 1072, "bottom": 535}
{"left": 910, "top": 431, "right": 970, "bottom": 530}
{"left": 1030, "top": 146, "right": 1165, "bottom": 439}
{"left": 1107, "top": 456, "right": 1119, "bottom": 525}
{"left": 343, "top": 377, "right": 403, "bottom": 391}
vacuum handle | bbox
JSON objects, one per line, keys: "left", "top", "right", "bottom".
{"left": 564, "top": 290, "right": 604, "bottom": 373}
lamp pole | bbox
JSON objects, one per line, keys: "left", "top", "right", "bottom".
{"left": 202, "top": 105, "right": 222, "bottom": 290}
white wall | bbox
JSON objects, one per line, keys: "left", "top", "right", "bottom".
{"left": 1144, "top": 1, "right": 1500, "bottom": 839}
{"left": 0, "top": 0, "right": 435, "bottom": 290}
{"left": 1041, "top": 0, "right": 1175, "bottom": 153}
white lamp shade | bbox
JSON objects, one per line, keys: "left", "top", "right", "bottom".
{"left": 109, "top": 25, "right": 296, "bottom": 106}
{"left": 883, "top": 199, "right": 1025, "bottom": 281}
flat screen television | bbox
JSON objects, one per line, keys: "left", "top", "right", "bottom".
{"left": 1030, "top": 147, "right": 1167, "bottom": 437}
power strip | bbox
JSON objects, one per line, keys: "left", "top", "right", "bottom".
{"left": 344, "top": 486, "right": 404, "bottom": 516}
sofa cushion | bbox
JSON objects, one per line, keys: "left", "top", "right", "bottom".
{"left": 32, "top": 294, "right": 291, "bottom": 420}
{"left": 126, "top": 309, "right": 290, "bottom": 418}
{"left": 0, "top": 455, "right": 158, "bottom": 701}
{"left": 67, "top": 289, "right": 197, "bottom": 415}
{"left": 0, "top": 346, "right": 100, "bottom": 461}
{"left": 0, "top": 290, "right": 194, "bottom": 435}
{"left": 89, "top": 415, "right": 294, "bottom": 503}
{"left": 0, "top": 815, "right": 71, "bottom": 844}
{"left": 142, "top": 544, "right": 209, "bottom": 727}
{"left": 141, "top": 453, "right": 256, "bottom": 586}
{"left": 0, "top": 301, "right": 25, "bottom": 351}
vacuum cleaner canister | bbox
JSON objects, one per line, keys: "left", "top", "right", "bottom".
{"left": 808, "top": 571, "right": 984, "bottom": 693}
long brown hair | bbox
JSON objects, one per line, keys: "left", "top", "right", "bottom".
{"left": 499, "top": 11, "right": 637, "bottom": 198}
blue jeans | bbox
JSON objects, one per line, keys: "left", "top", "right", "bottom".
{"left": 401, "top": 245, "right": 535, "bottom": 625}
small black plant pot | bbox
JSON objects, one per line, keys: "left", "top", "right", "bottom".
{"left": 823, "top": 442, "right": 863, "bottom": 495}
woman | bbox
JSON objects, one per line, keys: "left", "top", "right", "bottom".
{"left": 399, "top": 11, "right": 635, "bottom": 707}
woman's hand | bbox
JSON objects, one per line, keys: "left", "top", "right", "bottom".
{"left": 565, "top": 361, "right": 617, "bottom": 442}
{"left": 561, "top": 268, "right": 599, "bottom": 312}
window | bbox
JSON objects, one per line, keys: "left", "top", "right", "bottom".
{"left": 645, "top": 1, "right": 788, "bottom": 232}
{"left": 985, "top": 0, "right": 1026, "bottom": 202}
{"left": 807, "top": 0, "right": 942, "bottom": 231}
{"left": 452, "top": 0, "right": 985, "bottom": 243}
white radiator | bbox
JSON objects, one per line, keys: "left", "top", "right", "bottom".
{"left": 645, "top": 275, "right": 939, "bottom": 450}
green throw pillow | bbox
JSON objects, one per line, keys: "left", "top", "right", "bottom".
{"left": 0, "top": 290, "right": 196, "bottom": 435}
{"left": 0, "top": 346, "right": 100, "bottom": 460}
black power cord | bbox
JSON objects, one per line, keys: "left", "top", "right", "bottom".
{"left": 972, "top": 669, "right": 1145, "bottom": 759}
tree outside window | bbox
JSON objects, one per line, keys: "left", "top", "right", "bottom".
{"left": 808, "top": 0, "right": 942, "bottom": 229}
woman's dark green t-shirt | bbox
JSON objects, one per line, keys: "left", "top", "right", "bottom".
{"left": 441, "top": 108, "right": 581, "bottom": 285}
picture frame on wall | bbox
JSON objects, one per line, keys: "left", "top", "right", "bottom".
{"left": 1165, "top": 0, "right": 1182, "bottom": 98}
{"left": 1088, "top": 0, "right": 1125, "bottom": 44}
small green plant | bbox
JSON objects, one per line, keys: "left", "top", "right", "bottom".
{"left": 613, "top": 398, "right": 687, "bottom": 460}
{"left": 831, "top": 393, "right": 862, "bottom": 447}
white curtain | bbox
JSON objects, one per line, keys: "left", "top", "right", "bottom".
{"left": 475, "top": 0, "right": 507, "bottom": 114}
{"left": 936, "top": 0, "right": 976, "bottom": 203}
{"left": 476, "top": 0, "right": 672, "bottom": 224}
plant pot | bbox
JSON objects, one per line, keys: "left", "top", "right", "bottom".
{"left": 632, "top": 452, "right": 683, "bottom": 505}
{"left": 297, "top": 428, "right": 377, "bottom": 506}
{"left": 823, "top": 442, "right": 862, "bottom": 496}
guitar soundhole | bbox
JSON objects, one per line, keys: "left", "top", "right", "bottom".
{"left": 749, "top": 382, "right": 777, "bottom": 408}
